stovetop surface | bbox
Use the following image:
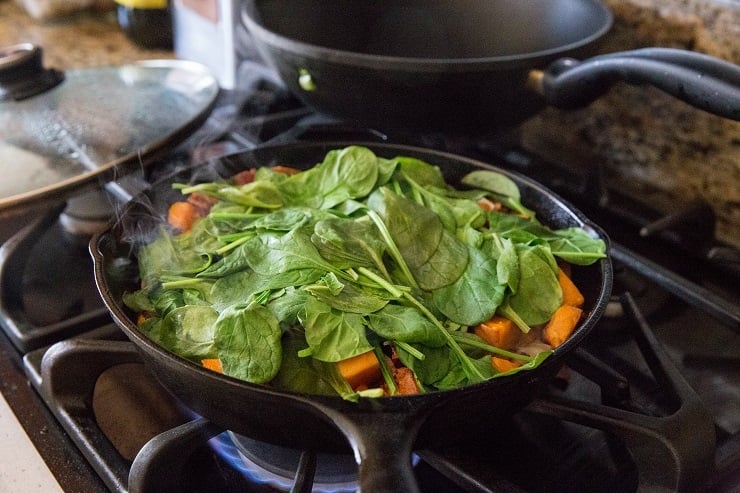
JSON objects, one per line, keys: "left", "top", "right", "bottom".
{"left": 1, "top": 85, "right": 739, "bottom": 492}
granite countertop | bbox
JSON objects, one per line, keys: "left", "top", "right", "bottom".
{"left": 521, "top": 0, "right": 740, "bottom": 249}
{"left": 0, "top": 0, "right": 173, "bottom": 69}
{"left": 0, "top": 393, "right": 63, "bottom": 492}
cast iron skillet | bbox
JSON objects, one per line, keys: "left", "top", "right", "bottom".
{"left": 91, "top": 142, "right": 613, "bottom": 492}
{"left": 241, "top": 0, "right": 740, "bottom": 133}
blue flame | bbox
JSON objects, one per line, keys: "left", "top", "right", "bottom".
{"left": 208, "top": 431, "right": 359, "bottom": 493}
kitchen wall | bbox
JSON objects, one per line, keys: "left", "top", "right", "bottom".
{"left": 521, "top": 0, "right": 740, "bottom": 248}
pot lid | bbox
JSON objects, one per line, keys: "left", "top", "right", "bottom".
{"left": 0, "top": 44, "right": 219, "bottom": 215}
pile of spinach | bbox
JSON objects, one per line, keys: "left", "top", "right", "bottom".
{"left": 124, "top": 146, "right": 605, "bottom": 400}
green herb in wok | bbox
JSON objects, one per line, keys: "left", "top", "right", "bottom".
{"left": 124, "top": 146, "right": 605, "bottom": 401}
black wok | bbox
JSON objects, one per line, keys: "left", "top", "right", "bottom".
{"left": 91, "top": 142, "right": 612, "bottom": 492}
{"left": 241, "top": 0, "right": 740, "bottom": 133}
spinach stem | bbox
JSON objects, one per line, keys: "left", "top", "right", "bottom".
{"left": 399, "top": 291, "right": 486, "bottom": 383}
{"left": 161, "top": 277, "right": 209, "bottom": 290}
{"left": 374, "top": 345, "right": 398, "bottom": 395}
{"left": 215, "top": 233, "right": 253, "bottom": 255}
{"left": 210, "top": 212, "right": 263, "bottom": 220}
{"left": 358, "top": 267, "right": 485, "bottom": 383}
{"left": 395, "top": 341, "right": 425, "bottom": 360}
{"left": 356, "top": 267, "right": 404, "bottom": 298}
{"left": 451, "top": 333, "right": 533, "bottom": 362}
{"left": 497, "top": 303, "right": 532, "bottom": 334}
{"left": 365, "top": 209, "right": 419, "bottom": 289}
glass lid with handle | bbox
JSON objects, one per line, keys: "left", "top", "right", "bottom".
{"left": 0, "top": 44, "right": 219, "bottom": 215}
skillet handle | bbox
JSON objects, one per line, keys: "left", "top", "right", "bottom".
{"left": 537, "top": 47, "right": 740, "bottom": 120}
{"left": 315, "top": 405, "right": 424, "bottom": 493}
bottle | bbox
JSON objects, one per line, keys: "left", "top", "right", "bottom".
{"left": 115, "top": 0, "right": 173, "bottom": 50}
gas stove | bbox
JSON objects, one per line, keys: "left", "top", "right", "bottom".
{"left": 1, "top": 72, "right": 739, "bottom": 493}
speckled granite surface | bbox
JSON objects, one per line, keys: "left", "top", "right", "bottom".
{"left": 0, "top": 0, "right": 172, "bottom": 68}
{"left": 2, "top": 0, "right": 739, "bottom": 246}
{"left": 520, "top": 0, "right": 740, "bottom": 248}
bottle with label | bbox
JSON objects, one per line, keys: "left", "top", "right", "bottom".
{"left": 115, "top": 0, "right": 173, "bottom": 50}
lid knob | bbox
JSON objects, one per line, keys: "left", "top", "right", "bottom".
{"left": 0, "top": 43, "right": 64, "bottom": 101}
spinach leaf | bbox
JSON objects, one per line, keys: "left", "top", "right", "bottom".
{"left": 215, "top": 304, "right": 282, "bottom": 383}
{"left": 432, "top": 245, "right": 505, "bottom": 326}
{"left": 197, "top": 241, "right": 253, "bottom": 278}
{"left": 242, "top": 228, "right": 339, "bottom": 278}
{"left": 182, "top": 286, "right": 211, "bottom": 306}
{"left": 367, "top": 304, "right": 447, "bottom": 347}
{"left": 414, "top": 338, "right": 494, "bottom": 386}
{"left": 151, "top": 288, "right": 186, "bottom": 316}
{"left": 431, "top": 357, "right": 469, "bottom": 390}
{"left": 267, "top": 288, "right": 310, "bottom": 328}
{"left": 210, "top": 268, "right": 323, "bottom": 311}
{"left": 396, "top": 156, "right": 447, "bottom": 189}
{"left": 546, "top": 227, "right": 607, "bottom": 265}
{"left": 461, "top": 170, "right": 535, "bottom": 217}
{"left": 280, "top": 146, "right": 379, "bottom": 209}
{"left": 182, "top": 215, "right": 226, "bottom": 254}
{"left": 396, "top": 343, "right": 451, "bottom": 386}
{"left": 377, "top": 156, "right": 399, "bottom": 186}
{"left": 492, "top": 351, "right": 552, "bottom": 377}
{"left": 138, "top": 227, "right": 211, "bottom": 284}
{"left": 411, "top": 229, "right": 469, "bottom": 291}
{"left": 305, "top": 275, "right": 396, "bottom": 314}
{"left": 299, "top": 297, "right": 372, "bottom": 362}
{"left": 123, "top": 289, "right": 155, "bottom": 312}
{"left": 487, "top": 235, "right": 519, "bottom": 293}
{"left": 399, "top": 170, "right": 486, "bottom": 235}
{"left": 461, "top": 170, "right": 521, "bottom": 200}
{"left": 311, "top": 216, "right": 387, "bottom": 272}
{"left": 485, "top": 210, "right": 544, "bottom": 238}
{"left": 271, "top": 331, "right": 355, "bottom": 398}
{"left": 249, "top": 206, "right": 316, "bottom": 231}
{"left": 178, "top": 180, "right": 283, "bottom": 209}
{"left": 367, "top": 187, "right": 443, "bottom": 271}
{"left": 485, "top": 211, "right": 606, "bottom": 265}
{"left": 159, "top": 305, "right": 219, "bottom": 360}
{"left": 505, "top": 245, "right": 562, "bottom": 326}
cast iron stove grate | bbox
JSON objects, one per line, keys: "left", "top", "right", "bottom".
{"left": 19, "top": 283, "right": 728, "bottom": 492}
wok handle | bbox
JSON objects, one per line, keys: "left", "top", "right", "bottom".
{"left": 537, "top": 47, "right": 740, "bottom": 120}
{"left": 315, "top": 406, "right": 424, "bottom": 493}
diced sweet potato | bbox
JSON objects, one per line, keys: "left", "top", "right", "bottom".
{"left": 492, "top": 357, "right": 521, "bottom": 373}
{"left": 136, "top": 312, "right": 153, "bottom": 327}
{"left": 477, "top": 197, "right": 502, "bottom": 212}
{"left": 201, "top": 358, "right": 223, "bottom": 373}
{"left": 271, "top": 165, "right": 302, "bottom": 175}
{"left": 337, "top": 351, "right": 382, "bottom": 389}
{"left": 474, "top": 316, "right": 521, "bottom": 350}
{"left": 542, "top": 305, "right": 583, "bottom": 347}
{"left": 557, "top": 268, "right": 585, "bottom": 307}
{"left": 167, "top": 201, "right": 199, "bottom": 233}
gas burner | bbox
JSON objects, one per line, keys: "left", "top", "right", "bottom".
{"left": 58, "top": 189, "right": 117, "bottom": 237}
{"left": 0, "top": 206, "right": 110, "bottom": 352}
{"left": 228, "top": 432, "right": 358, "bottom": 492}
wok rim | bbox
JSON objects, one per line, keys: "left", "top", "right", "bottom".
{"left": 91, "top": 141, "right": 613, "bottom": 411}
{"left": 241, "top": 0, "right": 614, "bottom": 70}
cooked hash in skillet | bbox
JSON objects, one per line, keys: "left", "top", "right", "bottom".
{"left": 123, "top": 146, "right": 606, "bottom": 400}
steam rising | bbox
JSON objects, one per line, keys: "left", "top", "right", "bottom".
{"left": 111, "top": 62, "right": 303, "bottom": 250}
